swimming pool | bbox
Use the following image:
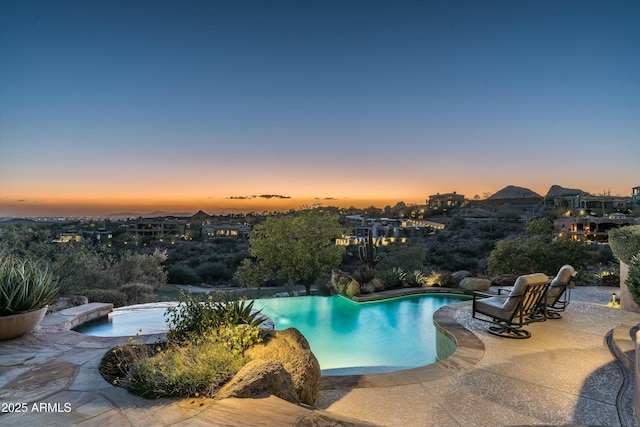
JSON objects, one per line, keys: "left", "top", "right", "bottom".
{"left": 74, "top": 294, "right": 466, "bottom": 375}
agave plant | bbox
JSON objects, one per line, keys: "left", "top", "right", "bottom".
{"left": 379, "top": 267, "right": 407, "bottom": 290}
{"left": 0, "top": 255, "right": 59, "bottom": 316}
{"left": 404, "top": 270, "right": 426, "bottom": 287}
{"left": 217, "top": 293, "right": 265, "bottom": 328}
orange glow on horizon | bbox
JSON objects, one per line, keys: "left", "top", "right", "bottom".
{"left": 1, "top": 179, "right": 635, "bottom": 217}
{"left": 0, "top": 195, "right": 432, "bottom": 217}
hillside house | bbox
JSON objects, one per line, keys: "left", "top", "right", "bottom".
{"left": 202, "top": 223, "right": 251, "bottom": 239}
{"left": 427, "top": 192, "right": 465, "bottom": 209}
{"left": 554, "top": 215, "right": 639, "bottom": 243}
{"left": 554, "top": 194, "right": 631, "bottom": 215}
{"left": 128, "top": 218, "right": 186, "bottom": 238}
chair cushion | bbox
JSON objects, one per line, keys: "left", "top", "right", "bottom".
{"left": 475, "top": 297, "right": 510, "bottom": 321}
{"left": 550, "top": 265, "right": 575, "bottom": 288}
{"left": 545, "top": 265, "right": 575, "bottom": 304}
{"left": 502, "top": 273, "right": 549, "bottom": 311}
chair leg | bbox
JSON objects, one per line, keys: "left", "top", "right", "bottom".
{"left": 487, "top": 324, "right": 531, "bottom": 339}
{"left": 546, "top": 309, "right": 562, "bottom": 319}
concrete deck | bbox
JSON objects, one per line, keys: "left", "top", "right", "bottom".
{"left": 0, "top": 287, "right": 637, "bottom": 426}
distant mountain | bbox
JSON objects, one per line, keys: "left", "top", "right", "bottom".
{"left": 190, "top": 210, "right": 214, "bottom": 221}
{"left": 544, "top": 185, "right": 592, "bottom": 199}
{"left": 0, "top": 218, "right": 40, "bottom": 225}
{"left": 488, "top": 185, "right": 542, "bottom": 200}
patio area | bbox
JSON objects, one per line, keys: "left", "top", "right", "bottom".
{"left": 0, "top": 286, "right": 637, "bottom": 426}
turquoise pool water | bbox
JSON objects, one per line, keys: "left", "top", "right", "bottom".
{"left": 75, "top": 294, "right": 465, "bottom": 375}
{"left": 254, "top": 294, "right": 464, "bottom": 375}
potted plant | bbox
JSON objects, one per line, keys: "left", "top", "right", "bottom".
{"left": 0, "top": 255, "right": 59, "bottom": 340}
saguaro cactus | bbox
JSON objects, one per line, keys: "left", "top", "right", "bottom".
{"left": 358, "top": 228, "right": 378, "bottom": 273}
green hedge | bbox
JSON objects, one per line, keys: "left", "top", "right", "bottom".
{"left": 626, "top": 255, "right": 640, "bottom": 306}
{"left": 608, "top": 225, "right": 640, "bottom": 264}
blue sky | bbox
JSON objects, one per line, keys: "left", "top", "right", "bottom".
{"left": 1, "top": 0, "right": 638, "bottom": 216}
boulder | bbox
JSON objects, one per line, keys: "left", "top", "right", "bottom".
{"left": 459, "top": 277, "right": 491, "bottom": 292}
{"left": 71, "top": 295, "right": 89, "bottom": 306}
{"left": 216, "top": 359, "right": 299, "bottom": 404}
{"left": 49, "top": 296, "right": 89, "bottom": 313}
{"left": 491, "top": 274, "right": 519, "bottom": 287}
{"left": 451, "top": 270, "right": 473, "bottom": 286}
{"left": 48, "top": 298, "right": 73, "bottom": 313}
{"left": 245, "top": 328, "right": 321, "bottom": 405}
{"left": 346, "top": 279, "right": 361, "bottom": 297}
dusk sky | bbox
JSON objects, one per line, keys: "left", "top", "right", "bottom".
{"left": 1, "top": 0, "right": 638, "bottom": 217}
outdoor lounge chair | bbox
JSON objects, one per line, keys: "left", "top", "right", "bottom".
{"left": 472, "top": 273, "right": 550, "bottom": 339}
{"left": 543, "top": 264, "right": 576, "bottom": 319}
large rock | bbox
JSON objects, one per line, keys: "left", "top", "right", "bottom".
{"left": 451, "top": 270, "right": 473, "bottom": 286}
{"left": 48, "top": 295, "right": 88, "bottom": 313}
{"left": 216, "top": 359, "right": 299, "bottom": 404}
{"left": 245, "top": 328, "right": 321, "bottom": 405}
{"left": 459, "top": 277, "right": 491, "bottom": 292}
{"left": 491, "top": 274, "right": 519, "bottom": 287}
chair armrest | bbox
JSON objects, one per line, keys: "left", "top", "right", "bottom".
{"left": 472, "top": 291, "right": 508, "bottom": 301}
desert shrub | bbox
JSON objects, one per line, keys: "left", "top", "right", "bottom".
{"left": 351, "top": 268, "right": 375, "bottom": 285}
{"left": 102, "top": 334, "right": 246, "bottom": 399}
{"left": 487, "top": 235, "right": 595, "bottom": 278}
{"left": 101, "top": 290, "right": 266, "bottom": 399}
{"left": 378, "top": 267, "right": 406, "bottom": 290}
{"left": 479, "top": 239, "right": 496, "bottom": 253}
{"left": 82, "top": 289, "right": 128, "bottom": 307}
{"left": 524, "top": 218, "right": 553, "bottom": 236}
{"left": 167, "top": 265, "right": 200, "bottom": 285}
{"left": 457, "top": 245, "right": 480, "bottom": 257}
{"left": 186, "top": 258, "right": 201, "bottom": 268}
{"left": 230, "top": 251, "right": 250, "bottom": 267}
{"left": 197, "top": 262, "right": 232, "bottom": 284}
{"left": 119, "top": 283, "right": 156, "bottom": 305}
{"left": 359, "top": 281, "right": 375, "bottom": 294}
{"left": 594, "top": 245, "right": 616, "bottom": 266}
{"left": 449, "top": 216, "right": 466, "bottom": 230}
{"left": 460, "top": 230, "right": 473, "bottom": 239}
{"left": 99, "top": 338, "right": 156, "bottom": 384}
{"left": 113, "top": 249, "right": 168, "bottom": 288}
{"left": 423, "top": 270, "right": 452, "bottom": 287}
{"left": 376, "top": 244, "right": 427, "bottom": 274}
{"left": 404, "top": 270, "right": 426, "bottom": 287}
{"left": 165, "top": 292, "right": 264, "bottom": 344}
{"left": 211, "top": 239, "right": 238, "bottom": 254}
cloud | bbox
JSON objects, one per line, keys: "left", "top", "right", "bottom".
{"left": 226, "top": 194, "right": 291, "bottom": 200}
{"left": 258, "top": 194, "right": 291, "bottom": 199}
